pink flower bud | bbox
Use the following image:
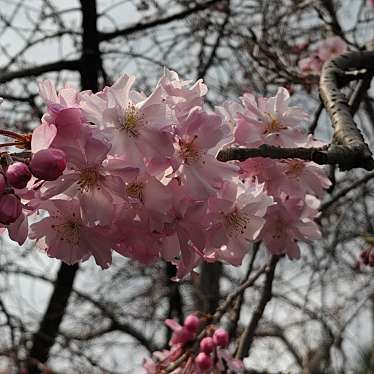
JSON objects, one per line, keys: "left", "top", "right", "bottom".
{"left": 30, "top": 148, "right": 67, "bottom": 181}
{"left": 213, "top": 328, "right": 229, "bottom": 348}
{"left": 0, "top": 194, "right": 22, "bottom": 224}
{"left": 170, "top": 326, "right": 195, "bottom": 345}
{"left": 0, "top": 174, "right": 6, "bottom": 195}
{"left": 6, "top": 162, "right": 31, "bottom": 189}
{"left": 195, "top": 352, "right": 212, "bottom": 371}
{"left": 184, "top": 314, "right": 200, "bottom": 332}
{"left": 200, "top": 337, "right": 216, "bottom": 354}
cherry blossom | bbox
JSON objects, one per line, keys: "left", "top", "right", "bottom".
{"left": 233, "top": 88, "right": 310, "bottom": 147}
{"left": 29, "top": 199, "right": 114, "bottom": 268}
{"left": 298, "top": 36, "right": 347, "bottom": 75}
{"left": 0, "top": 73, "right": 329, "bottom": 281}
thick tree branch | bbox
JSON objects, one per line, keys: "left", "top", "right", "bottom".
{"left": 27, "top": 263, "right": 79, "bottom": 373}
{"left": 27, "top": 2, "right": 101, "bottom": 372}
{"left": 319, "top": 50, "right": 374, "bottom": 170}
{"left": 218, "top": 50, "right": 374, "bottom": 171}
{"left": 194, "top": 262, "right": 222, "bottom": 314}
{"left": 80, "top": 0, "right": 100, "bottom": 91}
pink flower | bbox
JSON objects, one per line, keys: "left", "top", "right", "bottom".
{"left": 29, "top": 199, "right": 114, "bottom": 268}
{"left": 239, "top": 157, "right": 284, "bottom": 195}
{"left": 114, "top": 208, "right": 161, "bottom": 265}
{"left": 260, "top": 194, "right": 321, "bottom": 259}
{"left": 31, "top": 122, "right": 57, "bottom": 153}
{"left": 38, "top": 80, "right": 86, "bottom": 144}
{"left": 234, "top": 88, "right": 309, "bottom": 147}
{"left": 277, "top": 159, "right": 331, "bottom": 198}
{"left": 81, "top": 74, "right": 174, "bottom": 171}
{"left": 158, "top": 69, "right": 208, "bottom": 121}
{"left": 165, "top": 318, "right": 195, "bottom": 346}
{"left": 6, "top": 211, "right": 28, "bottom": 245}
{"left": 205, "top": 180, "right": 273, "bottom": 266}
{"left": 40, "top": 133, "right": 134, "bottom": 226}
{"left": 298, "top": 55, "right": 323, "bottom": 74}
{"left": 172, "top": 107, "right": 238, "bottom": 199}
{"left": 317, "top": 36, "right": 347, "bottom": 61}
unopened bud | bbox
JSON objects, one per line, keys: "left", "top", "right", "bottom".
{"left": 200, "top": 337, "right": 216, "bottom": 354}
{"left": 6, "top": 162, "right": 31, "bottom": 189}
{"left": 30, "top": 148, "right": 66, "bottom": 181}
{"left": 195, "top": 352, "right": 212, "bottom": 371}
{"left": 213, "top": 328, "right": 229, "bottom": 348}
{"left": 184, "top": 314, "right": 200, "bottom": 332}
{"left": 0, "top": 194, "right": 22, "bottom": 225}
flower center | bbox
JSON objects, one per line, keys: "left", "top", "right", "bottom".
{"left": 178, "top": 136, "right": 200, "bottom": 164}
{"left": 126, "top": 182, "right": 144, "bottom": 202}
{"left": 224, "top": 209, "right": 250, "bottom": 236}
{"left": 51, "top": 220, "right": 80, "bottom": 245}
{"left": 271, "top": 219, "right": 284, "bottom": 240}
{"left": 78, "top": 168, "right": 99, "bottom": 191}
{"left": 121, "top": 104, "right": 142, "bottom": 137}
{"left": 264, "top": 113, "right": 288, "bottom": 134}
{"left": 284, "top": 159, "right": 304, "bottom": 176}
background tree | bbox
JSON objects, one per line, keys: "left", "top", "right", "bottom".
{"left": 0, "top": 0, "right": 373, "bottom": 373}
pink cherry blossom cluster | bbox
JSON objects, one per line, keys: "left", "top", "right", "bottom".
{"left": 298, "top": 36, "right": 347, "bottom": 74}
{"left": 218, "top": 87, "right": 331, "bottom": 259}
{"left": 143, "top": 314, "right": 244, "bottom": 373}
{"left": 0, "top": 70, "right": 330, "bottom": 277}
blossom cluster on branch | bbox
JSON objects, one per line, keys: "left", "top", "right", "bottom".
{"left": 298, "top": 36, "right": 347, "bottom": 75}
{"left": 0, "top": 70, "right": 330, "bottom": 278}
{"left": 143, "top": 314, "right": 244, "bottom": 373}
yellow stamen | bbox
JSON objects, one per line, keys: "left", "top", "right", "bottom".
{"left": 284, "top": 160, "right": 304, "bottom": 176}
{"left": 120, "top": 104, "right": 142, "bottom": 137}
{"left": 126, "top": 182, "right": 144, "bottom": 202}
{"left": 78, "top": 168, "right": 100, "bottom": 191}
{"left": 224, "top": 209, "right": 250, "bottom": 237}
{"left": 264, "top": 113, "right": 288, "bottom": 134}
{"left": 179, "top": 136, "right": 200, "bottom": 164}
{"left": 51, "top": 220, "right": 80, "bottom": 245}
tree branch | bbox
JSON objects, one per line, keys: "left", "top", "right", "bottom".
{"left": 27, "top": 1, "right": 101, "bottom": 372}
{"left": 218, "top": 49, "right": 374, "bottom": 171}
{"left": 98, "top": 0, "right": 223, "bottom": 42}
{"left": 0, "top": 60, "right": 80, "bottom": 84}
{"left": 235, "top": 255, "right": 279, "bottom": 359}
{"left": 319, "top": 50, "right": 374, "bottom": 170}
{"left": 27, "top": 263, "right": 79, "bottom": 373}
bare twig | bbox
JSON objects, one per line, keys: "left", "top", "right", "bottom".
{"left": 235, "top": 255, "right": 280, "bottom": 359}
